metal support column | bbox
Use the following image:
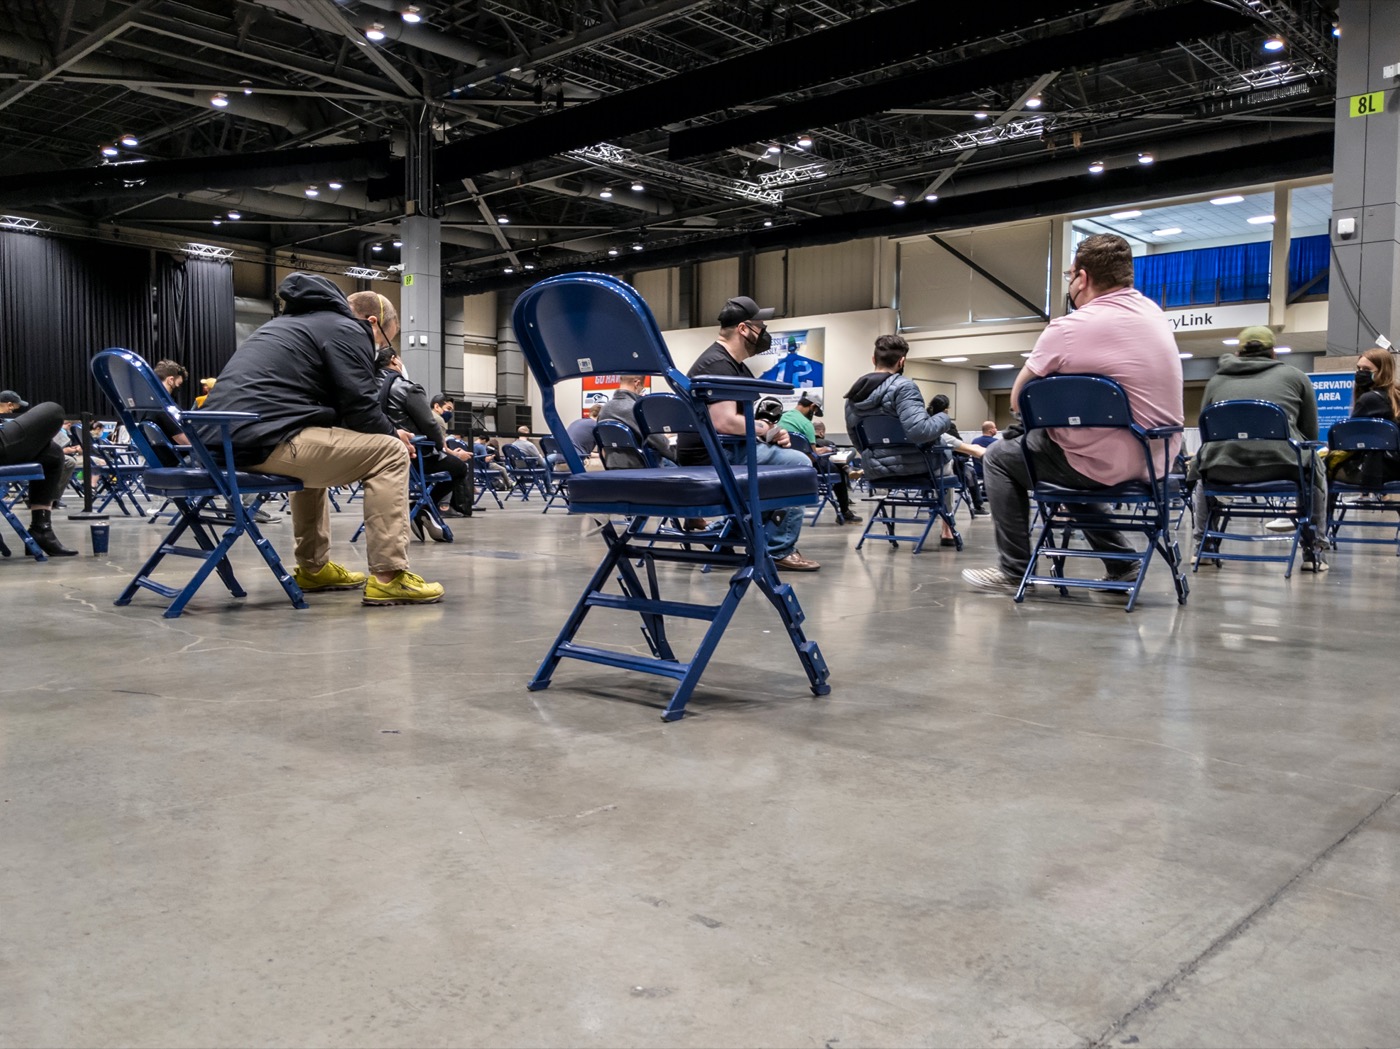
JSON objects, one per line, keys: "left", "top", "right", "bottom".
{"left": 399, "top": 105, "right": 443, "bottom": 389}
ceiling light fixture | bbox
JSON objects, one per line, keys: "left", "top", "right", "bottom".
{"left": 210, "top": 92, "right": 229, "bottom": 108}
{"left": 973, "top": 110, "right": 989, "bottom": 120}
{"left": 1179, "top": 352, "right": 1194, "bottom": 359}
{"left": 1137, "top": 152, "right": 1154, "bottom": 165}
{"left": 631, "top": 242, "right": 644, "bottom": 251}
{"left": 1025, "top": 96, "right": 1043, "bottom": 109}
{"left": 765, "top": 144, "right": 780, "bottom": 155}
{"left": 1332, "top": 23, "right": 1341, "bottom": 38}
{"left": 523, "top": 263, "right": 535, "bottom": 270}
{"left": 1110, "top": 210, "right": 1142, "bottom": 220}
{"left": 496, "top": 215, "right": 509, "bottom": 225}
{"left": 1222, "top": 338, "right": 1239, "bottom": 346}
{"left": 924, "top": 193, "right": 939, "bottom": 202}
{"left": 1088, "top": 161, "right": 1104, "bottom": 174}
{"left": 892, "top": 194, "right": 907, "bottom": 207}
{"left": 504, "top": 266, "right": 514, "bottom": 273}
{"left": 630, "top": 181, "right": 644, "bottom": 192}
{"left": 1021, "top": 352, "right": 1033, "bottom": 358}
{"left": 101, "top": 144, "right": 119, "bottom": 157}
{"left": 400, "top": 5, "right": 422, "bottom": 23}
{"left": 371, "top": 243, "right": 383, "bottom": 252}
{"left": 1263, "top": 35, "right": 1285, "bottom": 51}
{"left": 1210, "top": 195, "right": 1245, "bottom": 205}
{"left": 607, "top": 248, "right": 619, "bottom": 256}
{"left": 327, "top": 180, "right": 343, "bottom": 190}
{"left": 392, "top": 239, "right": 403, "bottom": 248}
{"left": 988, "top": 363, "right": 1015, "bottom": 370}
{"left": 1247, "top": 214, "right": 1276, "bottom": 224}
{"left": 796, "top": 133, "right": 814, "bottom": 148}
{"left": 226, "top": 210, "right": 241, "bottom": 220}
{"left": 240, "top": 80, "right": 252, "bottom": 95}
{"left": 1275, "top": 346, "right": 1293, "bottom": 354}
{"left": 1152, "top": 227, "right": 1182, "bottom": 236}
{"left": 119, "top": 134, "right": 138, "bottom": 148}
{"left": 304, "top": 185, "right": 319, "bottom": 197}
{"left": 365, "top": 23, "right": 387, "bottom": 41}
{"left": 763, "top": 219, "right": 773, "bottom": 227}
{"left": 211, "top": 218, "right": 222, "bottom": 226}
{"left": 941, "top": 356, "right": 969, "bottom": 363}
{"left": 599, "top": 187, "right": 613, "bottom": 199}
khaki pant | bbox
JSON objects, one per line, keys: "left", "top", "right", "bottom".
{"left": 251, "top": 427, "right": 410, "bottom": 575}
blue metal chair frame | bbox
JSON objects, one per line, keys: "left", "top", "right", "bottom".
{"left": 350, "top": 437, "right": 453, "bottom": 543}
{"left": 1325, "top": 417, "right": 1400, "bottom": 556}
{"left": 91, "top": 348, "right": 308, "bottom": 618}
{"left": 0, "top": 464, "right": 48, "bottom": 561}
{"left": 1195, "top": 399, "right": 1324, "bottom": 579}
{"left": 786, "top": 432, "right": 841, "bottom": 525}
{"left": 91, "top": 441, "right": 149, "bottom": 516}
{"left": 501, "top": 443, "right": 552, "bottom": 502}
{"left": 1017, "top": 375, "right": 1187, "bottom": 612}
{"left": 512, "top": 272, "right": 830, "bottom": 721}
{"left": 850, "top": 416, "right": 964, "bottom": 554}
{"left": 537, "top": 435, "right": 572, "bottom": 514}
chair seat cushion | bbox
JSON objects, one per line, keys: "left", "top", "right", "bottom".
{"left": 0, "top": 462, "right": 45, "bottom": 481}
{"left": 1197, "top": 479, "right": 1299, "bottom": 495}
{"left": 1036, "top": 480, "right": 1157, "bottom": 499}
{"left": 1332, "top": 480, "right": 1400, "bottom": 494}
{"left": 566, "top": 464, "right": 816, "bottom": 508}
{"left": 143, "top": 467, "right": 304, "bottom": 494}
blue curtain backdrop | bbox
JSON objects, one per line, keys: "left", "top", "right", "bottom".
{"left": 1287, "top": 234, "right": 1330, "bottom": 297}
{"left": 1134, "top": 236, "right": 1330, "bottom": 308}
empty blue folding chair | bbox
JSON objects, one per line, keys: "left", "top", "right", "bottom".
{"left": 91, "top": 348, "right": 308, "bottom": 618}
{"left": 1194, "top": 399, "right": 1325, "bottom": 578}
{"left": 850, "top": 416, "right": 964, "bottom": 554}
{"left": 1325, "top": 417, "right": 1400, "bottom": 556}
{"left": 1017, "top": 375, "right": 1187, "bottom": 612}
{"left": 0, "top": 464, "right": 48, "bottom": 561}
{"left": 512, "top": 272, "right": 830, "bottom": 721}
{"left": 786, "top": 432, "right": 840, "bottom": 525}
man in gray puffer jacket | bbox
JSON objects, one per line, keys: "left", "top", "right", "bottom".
{"left": 1191, "top": 324, "right": 1327, "bottom": 568}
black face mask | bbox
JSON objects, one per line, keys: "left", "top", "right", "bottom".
{"left": 441, "top": 410, "right": 453, "bottom": 423}
{"left": 1355, "top": 370, "right": 1375, "bottom": 389}
{"left": 745, "top": 324, "right": 772, "bottom": 354}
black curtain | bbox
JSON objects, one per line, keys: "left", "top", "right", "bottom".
{"left": 154, "top": 253, "right": 236, "bottom": 397}
{"left": 0, "top": 229, "right": 155, "bottom": 415}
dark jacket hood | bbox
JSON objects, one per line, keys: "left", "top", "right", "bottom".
{"left": 277, "top": 272, "right": 357, "bottom": 320}
{"left": 845, "top": 371, "right": 897, "bottom": 405}
{"left": 1215, "top": 353, "right": 1284, "bottom": 376}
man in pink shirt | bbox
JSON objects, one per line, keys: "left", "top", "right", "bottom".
{"left": 963, "top": 233, "right": 1183, "bottom": 594}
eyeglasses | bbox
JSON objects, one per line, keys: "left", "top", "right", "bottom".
{"left": 1062, "top": 267, "right": 1081, "bottom": 283}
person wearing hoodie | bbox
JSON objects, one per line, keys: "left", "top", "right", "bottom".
{"left": 0, "top": 389, "right": 78, "bottom": 556}
{"left": 200, "top": 274, "right": 443, "bottom": 606}
{"left": 1190, "top": 325, "right": 1328, "bottom": 570}
{"left": 844, "top": 334, "right": 983, "bottom": 546}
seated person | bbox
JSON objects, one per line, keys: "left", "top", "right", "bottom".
{"left": 597, "top": 374, "right": 677, "bottom": 468}
{"left": 776, "top": 398, "right": 862, "bottom": 524}
{"left": 926, "top": 394, "right": 986, "bottom": 515}
{"left": 1190, "top": 325, "right": 1328, "bottom": 569}
{"left": 969, "top": 422, "right": 998, "bottom": 479}
{"left": 1333, "top": 346, "right": 1400, "bottom": 487}
{"left": 510, "top": 426, "right": 544, "bottom": 463}
{"left": 472, "top": 433, "right": 510, "bottom": 490}
{"left": 845, "top": 337, "right": 984, "bottom": 546}
{"left": 429, "top": 395, "right": 475, "bottom": 516}
{"left": 555, "top": 404, "right": 600, "bottom": 466}
{"left": 0, "top": 389, "right": 78, "bottom": 555}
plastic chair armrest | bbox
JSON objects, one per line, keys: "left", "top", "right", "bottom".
{"left": 688, "top": 375, "right": 793, "bottom": 403}
{"left": 184, "top": 410, "right": 261, "bottom": 423}
{"left": 1144, "top": 425, "right": 1185, "bottom": 438}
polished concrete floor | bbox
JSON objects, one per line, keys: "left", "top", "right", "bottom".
{"left": 2, "top": 496, "right": 1397, "bottom": 1048}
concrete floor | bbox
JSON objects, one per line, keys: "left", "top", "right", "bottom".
{"left": 1, "top": 497, "right": 1397, "bottom": 1048}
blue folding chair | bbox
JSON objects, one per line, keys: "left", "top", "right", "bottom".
{"left": 1017, "top": 375, "right": 1187, "bottom": 612}
{"left": 501, "top": 443, "right": 552, "bottom": 502}
{"left": 349, "top": 437, "right": 453, "bottom": 544}
{"left": 537, "top": 435, "right": 572, "bottom": 513}
{"left": 0, "top": 464, "right": 48, "bottom": 561}
{"left": 1195, "top": 399, "right": 1325, "bottom": 579}
{"left": 512, "top": 272, "right": 830, "bottom": 721}
{"left": 1325, "top": 417, "right": 1400, "bottom": 556}
{"left": 90, "top": 348, "right": 308, "bottom": 618}
{"left": 850, "top": 416, "right": 964, "bottom": 554}
{"left": 595, "top": 419, "right": 663, "bottom": 469}
{"left": 786, "top": 432, "right": 840, "bottom": 525}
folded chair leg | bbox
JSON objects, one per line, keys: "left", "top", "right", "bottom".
{"left": 752, "top": 566, "right": 831, "bottom": 698}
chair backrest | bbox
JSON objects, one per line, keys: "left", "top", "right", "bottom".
{"left": 539, "top": 435, "right": 561, "bottom": 457}
{"left": 1197, "top": 399, "right": 1292, "bottom": 444}
{"left": 91, "top": 349, "right": 225, "bottom": 480}
{"left": 1017, "top": 374, "right": 1138, "bottom": 431}
{"left": 594, "top": 419, "right": 651, "bottom": 469}
{"left": 513, "top": 273, "right": 697, "bottom": 475}
{"left": 851, "top": 414, "right": 951, "bottom": 479}
{"left": 503, "top": 443, "right": 544, "bottom": 470}
{"left": 1327, "top": 417, "right": 1400, "bottom": 453}
{"left": 787, "top": 431, "right": 814, "bottom": 457}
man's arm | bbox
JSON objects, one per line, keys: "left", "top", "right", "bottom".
{"left": 1009, "top": 363, "right": 1041, "bottom": 417}
{"left": 324, "top": 328, "right": 395, "bottom": 435}
{"left": 401, "top": 382, "right": 445, "bottom": 450}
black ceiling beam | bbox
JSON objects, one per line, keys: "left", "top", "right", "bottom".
{"left": 668, "top": 1, "right": 1257, "bottom": 160}
{"left": 0, "top": 142, "right": 393, "bottom": 209}
{"left": 369, "top": 0, "right": 1106, "bottom": 199}
{"left": 444, "top": 131, "right": 1332, "bottom": 296}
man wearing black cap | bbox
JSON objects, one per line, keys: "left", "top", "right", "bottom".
{"left": 677, "top": 296, "right": 820, "bottom": 571}
{"left": 0, "top": 389, "right": 78, "bottom": 556}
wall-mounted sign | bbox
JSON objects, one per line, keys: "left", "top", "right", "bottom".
{"left": 1350, "top": 91, "right": 1386, "bottom": 118}
{"left": 1308, "top": 373, "right": 1355, "bottom": 441}
{"left": 582, "top": 374, "right": 650, "bottom": 418}
{"left": 403, "top": 273, "right": 415, "bottom": 286}
{"left": 1162, "top": 302, "right": 1267, "bottom": 334}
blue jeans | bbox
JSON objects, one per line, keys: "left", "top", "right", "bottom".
{"left": 723, "top": 442, "right": 808, "bottom": 559}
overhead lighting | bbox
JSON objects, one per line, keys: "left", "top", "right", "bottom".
{"left": 365, "top": 23, "right": 386, "bottom": 41}
{"left": 226, "top": 210, "right": 241, "bottom": 220}
{"left": 1210, "top": 195, "right": 1244, "bottom": 205}
{"left": 631, "top": 242, "right": 644, "bottom": 252}
{"left": 371, "top": 243, "right": 383, "bottom": 252}
{"left": 211, "top": 218, "right": 222, "bottom": 226}
{"left": 1110, "top": 209, "right": 1142, "bottom": 220}
{"left": 304, "top": 185, "right": 319, "bottom": 197}
{"left": 119, "top": 134, "right": 139, "bottom": 148}
{"left": 924, "top": 193, "right": 939, "bottom": 202}
{"left": 607, "top": 248, "right": 619, "bottom": 256}
{"left": 763, "top": 219, "right": 773, "bottom": 227}
{"left": 1247, "top": 214, "right": 1276, "bottom": 224}
{"left": 1152, "top": 227, "right": 1182, "bottom": 236}
{"left": 1222, "top": 338, "right": 1239, "bottom": 346}
{"left": 327, "top": 180, "right": 344, "bottom": 190}
{"left": 101, "top": 144, "right": 119, "bottom": 157}
{"left": 987, "top": 363, "right": 1015, "bottom": 370}
{"left": 796, "top": 133, "right": 814, "bottom": 148}
{"left": 599, "top": 187, "right": 613, "bottom": 199}
{"left": 523, "top": 262, "right": 535, "bottom": 270}
{"left": 509, "top": 65, "right": 522, "bottom": 73}
{"left": 941, "top": 356, "right": 969, "bottom": 363}
{"left": 400, "top": 5, "right": 422, "bottom": 23}
{"left": 210, "top": 92, "right": 229, "bottom": 108}
{"left": 630, "top": 181, "right": 644, "bottom": 192}
{"left": 973, "top": 110, "right": 989, "bottom": 120}
{"left": 1333, "top": 23, "right": 1341, "bottom": 38}
{"left": 1263, "top": 35, "right": 1285, "bottom": 52}
{"left": 892, "top": 194, "right": 907, "bottom": 207}
{"left": 392, "top": 239, "right": 403, "bottom": 248}
{"left": 1275, "top": 346, "right": 1293, "bottom": 354}
{"left": 504, "top": 266, "right": 514, "bottom": 274}
{"left": 1179, "top": 352, "right": 1194, "bottom": 359}
{"left": 1025, "top": 96, "right": 1043, "bottom": 109}
{"left": 1137, "top": 152, "right": 1154, "bottom": 165}
{"left": 496, "top": 215, "right": 509, "bottom": 224}
{"left": 1020, "top": 352, "right": 1033, "bottom": 358}
{"left": 1087, "top": 161, "right": 1104, "bottom": 174}
{"left": 765, "top": 144, "right": 780, "bottom": 155}
{"left": 240, "top": 80, "right": 253, "bottom": 95}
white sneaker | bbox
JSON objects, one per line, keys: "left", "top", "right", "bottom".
{"left": 1263, "top": 517, "right": 1295, "bottom": 533}
{"left": 961, "top": 566, "right": 1027, "bottom": 594}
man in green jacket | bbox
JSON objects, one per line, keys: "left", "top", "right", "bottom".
{"left": 1191, "top": 325, "right": 1328, "bottom": 570}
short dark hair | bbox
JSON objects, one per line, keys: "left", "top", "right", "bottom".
{"left": 873, "top": 334, "right": 909, "bottom": 369}
{"left": 431, "top": 394, "right": 452, "bottom": 408}
{"left": 928, "top": 394, "right": 950, "bottom": 414}
{"left": 1073, "top": 233, "right": 1135, "bottom": 289}
{"left": 154, "top": 360, "right": 187, "bottom": 382}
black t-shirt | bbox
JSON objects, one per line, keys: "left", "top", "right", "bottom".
{"left": 676, "top": 341, "right": 747, "bottom": 465}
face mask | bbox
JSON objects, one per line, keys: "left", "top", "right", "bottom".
{"left": 441, "top": 411, "right": 453, "bottom": 423}
{"left": 1355, "top": 370, "right": 1375, "bottom": 389}
{"left": 745, "top": 323, "right": 772, "bottom": 354}
{"left": 1064, "top": 291, "right": 1078, "bottom": 314}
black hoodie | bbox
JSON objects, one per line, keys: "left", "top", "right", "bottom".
{"left": 200, "top": 273, "right": 395, "bottom": 466}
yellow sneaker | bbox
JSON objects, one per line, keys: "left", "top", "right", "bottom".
{"left": 293, "top": 561, "right": 369, "bottom": 592}
{"left": 362, "top": 570, "right": 445, "bottom": 606}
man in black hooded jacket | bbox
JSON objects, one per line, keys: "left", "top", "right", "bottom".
{"left": 200, "top": 274, "right": 442, "bottom": 605}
